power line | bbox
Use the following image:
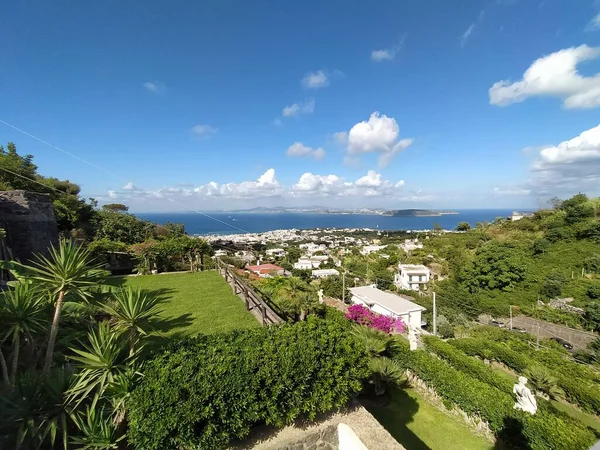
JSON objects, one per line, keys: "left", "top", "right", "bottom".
{"left": 0, "top": 119, "right": 251, "bottom": 234}
{"left": 0, "top": 166, "right": 66, "bottom": 195}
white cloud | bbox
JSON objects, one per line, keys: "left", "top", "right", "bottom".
{"left": 191, "top": 124, "right": 217, "bottom": 137}
{"left": 460, "top": 23, "right": 475, "bottom": 47}
{"left": 493, "top": 186, "right": 531, "bottom": 196}
{"left": 192, "top": 169, "right": 282, "bottom": 199}
{"left": 301, "top": 70, "right": 329, "bottom": 89}
{"left": 489, "top": 45, "right": 600, "bottom": 109}
{"left": 286, "top": 142, "right": 325, "bottom": 160}
{"left": 143, "top": 81, "right": 165, "bottom": 94}
{"left": 586, "top": 12, "right": 600, "bottom": 31}
{"left": 122, "top": 182, "right": 137, "bottom": 191}
{"left": 371, "top": 49, "right": 395, "bottom": 61}
{"left": 108, "top": 190, "right": 118, "bottom": 199}
{"left": 336, "top": 112, "right": 413, "bottom": 167}
{"left": 527, "top": 124, "right": 600, "bottom": 195}
{"left": 282, "top": 98, "right": 315, "bottom": 117}
{"left": 291, "top": 170, "right": 405, "bottom": 198}
{"left": 372, "top": 34, "right": 407, "bottom": 62}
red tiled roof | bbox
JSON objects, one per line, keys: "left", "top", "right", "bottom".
{"left": 247, "top": 264, "right": 284, "bottom": 273}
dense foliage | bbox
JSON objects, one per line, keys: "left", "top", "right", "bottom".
{"left": 392, "top": 339, "right": 596, "bottom": 450}
{"left": 127, "top": 316, "right": 370, "bottom": 449}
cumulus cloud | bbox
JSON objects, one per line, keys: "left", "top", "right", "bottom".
{"left": 122, "top": 182, "right": 137, "bottom": 191}
{"left": 301, "top": 70, "right": 329, "bottom": 89}
{"left": 528, "top": 123, "right": 600, "bottom": 195}
{"left": 286, "top": 142, "right": 325, "bottom": 160}
{"left": 191, "top": 124, "right": 217, "bottom": 137}
{"left": 335, "top": 112, "right": 413, "bottom": 167}
{"left": 143, "top": 81, "right": 165, "bottom": 94}
{"left": 291, "top": 170, "right": 405, "bottom": 198}
{"left": 489, "top": 45, "right": 600, "bottom": 109}
{"left": 282, "top": 98, "right": 315, "bottom": 117}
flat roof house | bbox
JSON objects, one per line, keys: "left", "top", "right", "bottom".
{"left": 312, "top": 268, "right": 340, "bottom": 278}
{"left": 394, "top": 264, "right": 431, "bottom": 292}
{"left": 349, "top": 285, "right": 426, "bottom": 330}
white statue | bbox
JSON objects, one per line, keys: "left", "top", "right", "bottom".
{"left": 513, "top": 376, "right": 537, "bottom": 415}
{"left": 318, "top": 289, "right": 324, "bottom": 304}
{"left": 408, "top": 326, "right": 418, "bottom": 351}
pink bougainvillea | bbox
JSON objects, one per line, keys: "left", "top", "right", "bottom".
{"left": 345, "top": 304, "right": 405, "bottom": 334}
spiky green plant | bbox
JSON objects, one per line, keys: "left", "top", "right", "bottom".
{"left": 71, "top": 405, "right": 125, "bottom": 449}
{"left": 351, "top": 325, "right": 390, "bottom": 357}
{"left": 368, "top": 357, "right": 405, "bottom": 396}
{"left": 100, "top": 287, "right": 164, "bottom": 356}
{"left": 0, "top": 284, "right": 47, "bottom": 383}
{"left": 524, "top": 366, "right": 564, "bottom": 400}
{"left": 1, "top": 239, "right": 105, "bottom": 374}
{"left": 68, "top": 322, "right": 131, "bottom": 408}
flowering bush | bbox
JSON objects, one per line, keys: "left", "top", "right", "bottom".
{"left": 345, "top": 304, "right": 404, "bottom": 334}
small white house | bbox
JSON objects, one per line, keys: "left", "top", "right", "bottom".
{"left": 360, "top": 245, "right": 387, "bottom": 256}
{"left": 293, "top": 258, "right": 314, "bottom": 270}
{"left": 349, "top": 285, "right": 426, "bottom": 330}
{"left": 214, "top": 249, "right": 228, "bottom": 257}
{"left": 266, "top": 248, "right": 286, "bottom": 258}
{"left": 395, "top": 264, "right": 431, "bottom": 291}
{"left": 312, "top": 268, "right": 340, "bottom": 278}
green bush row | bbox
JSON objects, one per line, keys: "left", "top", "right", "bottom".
{"left": 127, "top": 316, "right": 370, "bottom": 450}
{"left": 392, "top": 340, "right": 596, "bottom": 450}
{"left": 449, "top": 337, "right": 600, "bottom": 415}
{"left": 449, "top": 337, "right": 529, "bottom": 372}
{"left": 422, "top": 336, "right": 513, "bottom": 392}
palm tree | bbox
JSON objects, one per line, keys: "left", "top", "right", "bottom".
{"left": 524, "top": 366, "right": 564, "bottom": 400}
{"left": 3, "top": 239, "right": 105, "bottom": 374}
{"left": 0, "top": 284, "right": 47, "bottom": 383}
{"left": 100, "top": 287, "right": 164, "bottom": 356}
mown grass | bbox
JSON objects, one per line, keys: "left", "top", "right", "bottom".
{"left": 367, "top": 385, "right": 493, "bottom": 450}
{"left": 106, "top": 271, "right": 258, "bottom": 340}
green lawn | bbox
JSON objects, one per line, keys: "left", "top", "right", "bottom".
{"left": 107, "top": 271, "right": 258, "bottom": 340}
{"left": 366, "top": 385, "right": 493, "bottom": 450}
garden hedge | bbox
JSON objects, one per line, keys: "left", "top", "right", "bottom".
{"left": 127, "top": 316, "right": 369, "bottom": 450}
{"left": 423, "top": 336, "right": 513, "bottom": 392}
{"left": 449, "top": 337, "right": 600, "bottom": 414}
{"left": 393, "top": 339, "right": 596, "bottom": 450}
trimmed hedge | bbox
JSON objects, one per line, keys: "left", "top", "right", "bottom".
{"left": 449, "top": 337, "right": 529, "bottom": 372}
{"left": 449, "top": 338, "right": 600, "bottom": 415}
{"left": 423, "top": 336, "right": 513, "bottom": 392}
{"left": 127, "top": 316, "right": 369, "bottom": 450}
{"left": 393, "top": 340, "right": 596, "bottom": 450}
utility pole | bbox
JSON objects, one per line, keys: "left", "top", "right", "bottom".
{"left": 342, "top": 270, "right": 346, "bottom": 303}
{"left": 509, "top": 305, "right": 513, "bottom": 330}
{"left": 433, "top": 291, "right": 437, "bottom": 336}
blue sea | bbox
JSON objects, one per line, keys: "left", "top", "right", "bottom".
{"left": 136, "top": 209, "right": 516, "bottom": 236}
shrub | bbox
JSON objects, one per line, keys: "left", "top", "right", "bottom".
{"left": 539, "top": 272, "right": 567, "bottom": 299}
{"left": 449, "top": 338, "right": 529, "bottom": 372}
{"left": 127, "top": 317, "right": 369, "bottom": 450}
{"left": 423, "top": 336, "right": 513, "bottom": 392}
{"left": 587, "top": 284, "right": 600, "bottom": 300}
{"left": 344, "top": 304, "right": 404, "bottom": 334}
{"left": 393, "top": 340, "right": 595, "bottom": 450}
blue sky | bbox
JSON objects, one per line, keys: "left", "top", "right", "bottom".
{"left": 1, "top": 0, "right": 600, "bottom": 211}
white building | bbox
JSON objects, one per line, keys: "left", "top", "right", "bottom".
{"left": 395, "top": 264, "right": 431, "bottom": 291}
{"left": 266, "top": 248, "right": 286, "bottom": 257}
{"left": 311, "top": 255, "right": 329, "bottom": 263}
{"left": 299, "top": 243, "right": 327, "bottom": 254}
{"left": 400, "top": 239, "right": 423, "bottom": 253}
{"left": 360, "top": 245, "right": 387, "bottom": 256}
{"left": 293, "top": 258, "right": 314, "bottom": 270}
{"left": 214, "top": 249, "right": 228, "bottom": 257}
{"left": 349, "top": 285, "right": 426, "bottom": 330}
{"left": 312, "top": 268, "right": 340, "bottom": 278}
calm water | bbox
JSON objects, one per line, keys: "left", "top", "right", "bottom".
{"left": 136, "top": 209, "right": 516, "bottom": 235}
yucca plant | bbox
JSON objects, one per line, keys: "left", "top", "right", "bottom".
{"left": 0, "top": 284, "right": 48, "bottom": 383}
{"left": 1, "top": 239, "right": 105, "bottom": 374}
{"left": 524, "top": 366, "right": 564, "bottom": 400}
{"left": 352, "top": 325, "right": 390, "bottom": 357}
{"left": 71, "top": 405, "right": 125, "bottom": 450}
{"left": 100, "top": 287, "right": 164, "bottom": 356}
{"left": 68, "top": 322, "right": 132, "bottom": 409}
{"left": 368, "top": 357, "right": 405, "bottom": 396}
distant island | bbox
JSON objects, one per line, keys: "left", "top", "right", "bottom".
{"left": 224, "top": 206, "right": 458, "bottom": 216}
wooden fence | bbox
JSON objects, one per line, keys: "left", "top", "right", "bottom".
{"left": 216, "top": 260, "right": 283, "bottom": 326}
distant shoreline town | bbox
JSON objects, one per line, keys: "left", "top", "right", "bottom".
{"left": 222, "top": 207, "right": 459, "bottom": 217}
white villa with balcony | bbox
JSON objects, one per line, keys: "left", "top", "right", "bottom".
{"left": 349, "top": 285, "right": 426, "bottom": 329}
{"left": 394, "top": 264, "right": 431, "bottom": 291}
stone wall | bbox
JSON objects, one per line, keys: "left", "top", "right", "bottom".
{"left": 0, "top": 190, "right": 58, "bottom": 262}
